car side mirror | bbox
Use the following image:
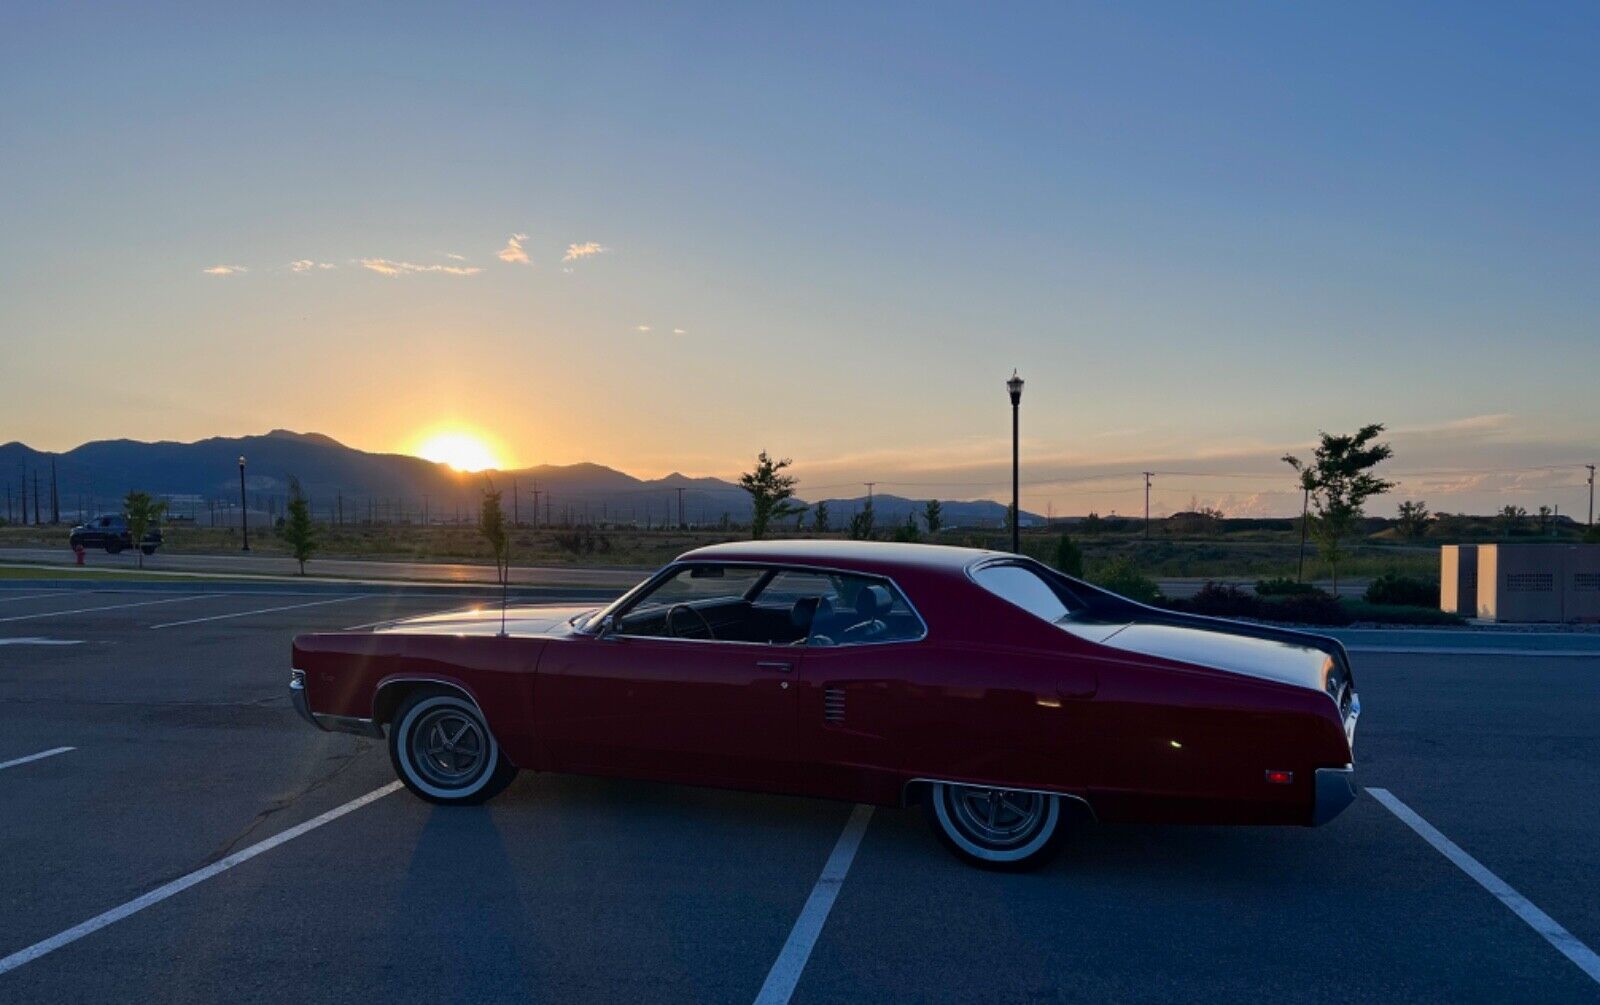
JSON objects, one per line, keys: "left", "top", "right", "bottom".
{"left": 595, "top": 614, "right": 619, "bottom": 640}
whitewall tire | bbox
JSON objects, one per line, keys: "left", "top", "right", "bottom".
{"left": 925, "top": 782, "right": 1065, "bottom": 870}
{"left": 388, "top": 688, "right": 517, "bottom": 805}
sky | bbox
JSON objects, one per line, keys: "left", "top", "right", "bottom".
{"left": 2, "top": 3, "right": 1596, "bottom": 517}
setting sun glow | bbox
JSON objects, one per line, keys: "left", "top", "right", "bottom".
{"left": 414, "top": 431, "right": 503, "bottom": 472}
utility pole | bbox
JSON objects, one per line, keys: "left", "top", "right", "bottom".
{"left": 1296, "top": 484, "right": 1310, "bottom": 583}
{"left": 1588, "top": 464, "right": 1595, "bottom": 527}
{"left": 532, "top": 483, "right": 541, "bottom": 530}
{"left": 676, "top": 487, "right": 685, "bottom": 529}
{"left": 33, "top": 470, "right": 42, "bottom": 526}
{"left": 1142, "top": 471, "right": 1153, "bottom": 538}
{"left": 512, "top": 477, "right": 520, "bottom": 527}
{"left": 50, "top": 458, "right": 60, "bottom": 524}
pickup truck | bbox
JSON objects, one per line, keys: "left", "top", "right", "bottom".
{"left": 69, "top": 514, "right": 163, "bottom": 555}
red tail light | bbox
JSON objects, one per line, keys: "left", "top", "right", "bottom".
{"left": 1264, "top": 770, "right": 1294, "bottom": 785}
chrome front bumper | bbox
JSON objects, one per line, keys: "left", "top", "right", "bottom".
{"left": 1313, "top": 765, "right": 1357, "bottom": 826}
{"left": 290, "top": 669, "right": 383, "bottom": 738}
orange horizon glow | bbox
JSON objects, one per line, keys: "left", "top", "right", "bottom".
{"left": 412, "top": 429, "right": 505, "bottom": 472}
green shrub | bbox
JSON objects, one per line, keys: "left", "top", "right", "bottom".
{"left": 1263, "top": 592, "right": 1352, "bottom": 626}
{"left": 1168, "top": 582, "right": 1259, "bottom": 618}
{"left": 1363, "top": 573, "right": 1438, "bottom": 608}
{"left": 1255, "top": 577, "right": 1321, "bottom": 597}
{"left": 1052, "top": 534, "right": 1084, "bottom": 578}
{"left": 1089, "top": 558, "right": 1162, "bottom": 604}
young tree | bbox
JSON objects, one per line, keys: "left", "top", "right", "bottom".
{"left": 1536, "top": 504, "right": 1553, "bottom": 535}
{"left": 122, "top": 491, "right": 167, "bottom": 570}
{"left": 1395, "top": 500, "right": 1430, "bottom": 540}
{"left": 738, "top": 451, "right": 803, "bottom": 539}
{"left": 1499, "top": 504, "right": 1527, "bottom": 536}
{"left": 1052, "top": 533, "right": 1084, "bottom": 577}
{"left": 893, "top": 510, "right": 922, "bottom": 542}
{"left": 1282, "top": 424, "right": 1395, "bottom": 592}
{"left": 812, "top": 500, "right": 831, "bottom": 533}
{"left": 922, "top": 499, "right": 943, "bottom": 536}
{"left": 847, "top": 499, "right": 876, "bottom": 540}
{"left": 282, "top": 476, "right": 318, "bottom": 574}
{"left": 479, "top": 480, "right": 510, "bottom": 586}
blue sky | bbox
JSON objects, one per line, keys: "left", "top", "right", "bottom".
{"left": 2, "top": 3, "right": 1596, "bottom": 516}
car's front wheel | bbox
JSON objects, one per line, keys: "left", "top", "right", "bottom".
{"left": 104, "top": 539, "right": 123, "bottom": 554}
{"left": 389, "top": 688, "right": 517, "bottom": 805}
{"left": 925, "top": 782, "right": 1065, "bottom": 870}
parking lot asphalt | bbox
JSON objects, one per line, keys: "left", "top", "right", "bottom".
{"left": 1, "top": 587, "right": 1598, "bottom": 1003}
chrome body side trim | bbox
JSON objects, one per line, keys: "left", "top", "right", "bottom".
{"left": 901, "top": 776, "right": 1098, "bottom": 822}
{"left": 1313, "top": 765, "right": 1357, "bottom": 826}
{"left": 291, "top": 668, "right": 384, "bottom": 738}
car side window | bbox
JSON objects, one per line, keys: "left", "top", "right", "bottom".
{"left": 613, "top": 564, "right": 769, "bottom": 641}
{"left": 758, "top": 570, "right": 924, "bottom": 647}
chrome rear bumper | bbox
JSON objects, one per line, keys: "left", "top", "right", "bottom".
{"left": 1313, "top": 766, "right": 1357, "bottom": 826}
{"left": 290, "top": 669, "right": 383, "bottom": 738}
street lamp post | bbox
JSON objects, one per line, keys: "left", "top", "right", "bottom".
{"left": 1007, "top": 370, "right": 1024, "bottom": 554}
{"left": 238, "top": 456, "right": 250, "bottom": 552}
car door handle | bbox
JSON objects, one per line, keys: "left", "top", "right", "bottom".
{"left": 756, "top": 660, "right": 794, "bottom": 673}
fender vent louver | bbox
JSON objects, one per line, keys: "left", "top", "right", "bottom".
{"left": 823, "top": 687, "right": 846, "bottom": 725}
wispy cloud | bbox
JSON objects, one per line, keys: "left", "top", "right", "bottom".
{"left": 634, "top": 324, "right": 652, "bottom": 333}
{"left": 201, "top": 265, "right": 246, "bottom": 276}
{"left": 496, "top": 233, "right": 530, "bottom": 265}
{"left": 443, "top": 252, "right": 466, "bottom": 261}
{"left": 563, "top": 241, "right": 607, "bottom": 263}
{"left": 672, "top": 328, "right": 686, "bottom": 335}
{"left": 288, "top": 260, "right": 336, "bottom": 272}
{"left": 358, "top": 258, "right": 482, "bottom": 277}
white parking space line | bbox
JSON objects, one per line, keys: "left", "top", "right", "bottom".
{"left": 0, "top": 638, "right": 85, "bottom": 646}
{"left": 0, "top": 781, "right": 402, "bottom": 976}
{"left": 754, "top": 804, "right": 874, "bottom": 1005}
{"left": 0, "top": 746, "right": 75, "bottom": 772}
{"left": 0, "top": 591, "right": 69, "bottom": 604}
{"left": 149, "top": 595, "right": 363, "bottom": 629}
{"left": 1368, "top": 787, "right": 1600, "bottom": 986}
{"left": 0, "top": 594, "right": 223, "bottom": 624}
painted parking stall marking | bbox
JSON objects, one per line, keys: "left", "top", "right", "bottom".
{"left": 0, "top": 594, "right": 224, "bottom": 624}
{"left": 1369, "top": 787, "right": 1600, "bottom": 986}
{"left": 754, "top": 804, "right": 875, "bottom": 1005}
{"left": 0, "top": 747, "right": 75, "bottom": 772}
{"left": 149, "top": 595, "right": 363, "bottom": 630}
{"left": 0, "top": 638, "right": 84, "bottom": 646}
{"left": 0, "top": 781, "right": 403, "bottom": 976}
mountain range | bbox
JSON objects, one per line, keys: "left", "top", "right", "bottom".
{"left": 0, "top": 430, "right": 1039, "bottom": 528}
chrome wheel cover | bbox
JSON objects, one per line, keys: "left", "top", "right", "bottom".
{"left": 407, "top": 706, "right": 489, "bottom": 790}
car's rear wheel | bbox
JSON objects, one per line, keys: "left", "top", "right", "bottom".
{"left": 924, "top": 782, "right": 1064, "bottom": 870}
{"left": 141, "top": 545, "right": 156, "bottom": 556}
{"left": 104, "top": 540, "right": 123, "bottom": 554}
{"left": 389, "top": 688, "right": 517, "bottom": 805}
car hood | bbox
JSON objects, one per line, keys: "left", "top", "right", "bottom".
{"left": 373, "top": 603, "right": 596, "bottom": 637}
{"left": 1065, "top": 618, "right": 1337, "bottom": 692}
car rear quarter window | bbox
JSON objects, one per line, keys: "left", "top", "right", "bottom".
{"left": 971, "top": 564, "right": 1078, "bottom": 623}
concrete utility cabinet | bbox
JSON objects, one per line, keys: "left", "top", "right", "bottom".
{"left": 1475, "top": 543, "right": 1600, "bottom": 623}
{"left": 1439, "top": 545, "right": 1478, "bottom": 616}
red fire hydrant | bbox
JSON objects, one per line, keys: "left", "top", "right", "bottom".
{"left": 74, "top": 543, "right": 86, "bottom": 566}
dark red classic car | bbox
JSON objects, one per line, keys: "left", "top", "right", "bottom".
{"left": 291, "top": 540, "right": 1359, "bottom": 868}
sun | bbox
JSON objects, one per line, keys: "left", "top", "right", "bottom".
{"left": 415, "top": 431, "right": 503, "bottom": 472}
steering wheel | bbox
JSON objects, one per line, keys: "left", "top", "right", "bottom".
{"left": 665, "top": 603, "right": 717, "bottom": 640}
{"left": 840, "top": 619, "right": 886, "bottom": 642}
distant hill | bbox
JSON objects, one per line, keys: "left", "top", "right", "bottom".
{"left": 0, "top": 430, "right": 1041, "bottom": 527}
